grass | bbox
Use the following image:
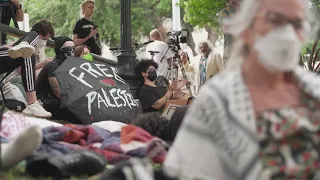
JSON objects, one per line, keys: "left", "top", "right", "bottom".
{"left": 1, "top": 165, "right": 102, "bottom": 180}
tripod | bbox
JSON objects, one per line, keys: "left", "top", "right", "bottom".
{"left": 166, "top": 52, "right": 193, "bottom": 98}
{"left": 0, "top": 1, "right": 20, "bottom": 44}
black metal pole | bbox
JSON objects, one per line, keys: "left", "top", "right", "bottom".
{"left": 117, "top": 0, "right": 140, "bottom": 99}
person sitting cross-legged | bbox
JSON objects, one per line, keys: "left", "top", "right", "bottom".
{"left": 36, "top": 36, "right": 80, "bottom": 123}
{"left": 0, "top": 31, "right": 52, "bottom": 118}
{"left": 135, "top": 59, "right": 186, "bottom": 113}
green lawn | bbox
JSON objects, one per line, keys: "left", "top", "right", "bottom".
{"left": 1, "top": 165, "right": 102, "bottom": 180}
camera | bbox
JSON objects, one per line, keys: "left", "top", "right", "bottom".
{"left": 166, "top": 29, "right": 189, "bottom": 49}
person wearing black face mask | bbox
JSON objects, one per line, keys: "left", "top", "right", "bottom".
{"left": 36, "top": 36, "right": 80, "bottom": 123}
{"left": 135, "top": 59, "right": 181, "bottom": 113}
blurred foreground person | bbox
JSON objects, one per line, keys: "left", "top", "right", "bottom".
{"left": 165, "top": 0, "right": 318, "bottom": 179}
{"left": 219, "top": 0, "right": 241, "bottom": 62}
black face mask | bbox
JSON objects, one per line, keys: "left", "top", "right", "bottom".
{"left": 147, "top": 71, "right": 157, "bottom": 81}
{"left": 57, "top": 46, "right": 75, "bottom": 61}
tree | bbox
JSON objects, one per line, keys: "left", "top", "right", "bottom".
{"left": 304, "top": 0, "right": 320, "bottom": 71}
{"left": 179, "top": 0, "right": 226, "bottom": 44}
{"left": 24, "top": 0, "right": 172, "bottom": 47}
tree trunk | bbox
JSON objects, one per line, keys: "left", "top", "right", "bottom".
{"left": 155, "top": 23, "right": 168, "bottom": 41}
{"left": 151, "top": 11, "right": 168, "bottom": 41}
{"left": 183, "top": 23, "right": 196, "bottom": 56}
{"left": 180, "top": 9, "right": 196, "bottom": 56}
{"left": 205, "top": 26, "right": 217, "bottom": 45}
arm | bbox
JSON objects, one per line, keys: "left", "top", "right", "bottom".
{"left": 73, "top": 34, "right": 90, "bottom": 46}
{"left": 11, "top": 0, "right": 24, "bottom": 21}
{"left": 15, "top": 8, "right": 24, "bottom": 21}
{"left": 35, "top": 58, "right": 52, "bottom": 70}
{"left": 151, "top": 90, "right": 173, "bottom": 110}
{"left": 208, "top": 54, "right": 224, "bottom": 78}
{"left": 181, "top": 53, "right": 194, "bottom": 72}
{"left": 184, "top": 61, "right": 195, "bottom": 72}
{"left": 48, "top": 77, "right": 60, "bottom": 98}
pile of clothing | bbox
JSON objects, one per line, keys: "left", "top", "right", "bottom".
{"left": 0, "top": 111, "right": 168, "bottom": 179}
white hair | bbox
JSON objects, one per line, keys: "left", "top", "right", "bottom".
{"left": 195, "top": 39, "right": 215, "bottom": 55}
{"left": 223, "top": 0, "right": 312, "bottom": 71}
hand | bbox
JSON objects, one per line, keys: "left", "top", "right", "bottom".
{"left": 180, "top": 52, "right": 188, "bottom": 64}
{"left": 89, "top": 28, "right": 98, "bottom": 38}
{"left": 168, "top": 80, "right": 178, "bottom": 92}
{"left": 44, "top": 57, "right": 53, "bottom": 64}
{"left": 11, "top": 0, "right": 20, "bottom": 8}
{"left": 177, "top": 79, "right": 188, "bottom": 90}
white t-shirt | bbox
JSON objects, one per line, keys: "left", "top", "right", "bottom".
{"left": 145, "top": 40, "right": 173, "bottom": 77}
{"left": 34, "top": 45, "right": 46, "bottom": 63}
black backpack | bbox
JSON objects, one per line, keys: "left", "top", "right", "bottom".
{"left": 0, "top": 84, "right": 26, "bottom": 112}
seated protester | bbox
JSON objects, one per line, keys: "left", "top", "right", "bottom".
{"left": 132, "top": 109, "right": 188, "bottom": 143}
{"left": 74, "top": 45, "right": 93, "bottom": 61}
{"left": 31, "top": 20, "right": 55, "bottom": 76}
{"left": 0, "top": 31, "right": 52, "bottom": 118}
{"left": 135, "top": 60, "right": 187, "bottom": 113}
{"left": 36, "top": 37, "right": 80, "bottom": 123}
{"left": 132, "top": 112, "right": 170, "bottom": 141}
{"left": 1, "top": 20, "right": 55, "bottom": 101}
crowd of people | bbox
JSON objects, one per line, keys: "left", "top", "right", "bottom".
{"left": 0, "top": 0, "right": 100, "bottom": 121}
{"left": 2, "top": 0, "right": 320, "bottom": 179}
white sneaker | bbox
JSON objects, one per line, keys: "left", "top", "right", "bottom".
{"left": 22, "top": 100, "right": 52, "bottom": 118}
{"left": 8, "top": 41, "right": 35, "bottom": 59}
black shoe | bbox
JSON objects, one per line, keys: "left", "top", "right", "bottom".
{"left": 26, "top": 150, "right": 107, "bottom": 178}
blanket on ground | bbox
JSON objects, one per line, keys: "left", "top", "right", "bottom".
{"left": 37, "top": 124, "right": 167, "bottom": 164}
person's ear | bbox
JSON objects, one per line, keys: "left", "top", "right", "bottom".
{"left": 141, "top": 71, "right": 148, "bottom": 77}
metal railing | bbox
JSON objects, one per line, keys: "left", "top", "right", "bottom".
{"left": 0, "top": 23, "right": 118, "bottom": 67}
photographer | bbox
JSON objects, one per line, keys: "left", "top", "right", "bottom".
{"left": 1, "top": 0, "right": 24, "bottom": 44}
{"left": 146, "top": 29, "right": 173, "bottom": 77}
{"left": 135, "top": 59, "right": 186, "bottom": 113}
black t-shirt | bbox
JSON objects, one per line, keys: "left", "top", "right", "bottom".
{"left": 139, "top": 84, "right": 166, "bottom": 113}
{"left": 1, "top": 5, "right": 17, "bottom": 45}
{"left": 36, "top": 59, "right": 60, "bottom": 99}
{"left": 73, "top": 18, "right": 102, "bottom": 55}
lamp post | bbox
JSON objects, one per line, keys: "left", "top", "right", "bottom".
{"left": 117, "top": 0, "right": 140, "bottom": 98}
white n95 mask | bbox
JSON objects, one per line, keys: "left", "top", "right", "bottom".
{"left": 254, "top": 24, "right": 302, "bottom": 72}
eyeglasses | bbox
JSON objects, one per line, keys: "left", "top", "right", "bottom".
{"left": 60, "top": 46, "right": 75, "bottom": 53}
{"left": 263, "top": 12, "right": 306, "bottom": 30}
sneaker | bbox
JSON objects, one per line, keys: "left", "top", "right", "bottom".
{"left": 22, "top": 100, "right": 52, "bottom": 118}
{"left": 8, "top": 41, "right": 35, "bottom": 59}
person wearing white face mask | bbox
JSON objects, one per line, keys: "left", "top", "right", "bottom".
{"left": 31, "top": 20, "right": 55, "bottom": 73}
{"left": 164, "top": 0, "right": 320, "bottom": 180}
{"left": 1, "top": 20, "right": 55, "bottom": 104}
